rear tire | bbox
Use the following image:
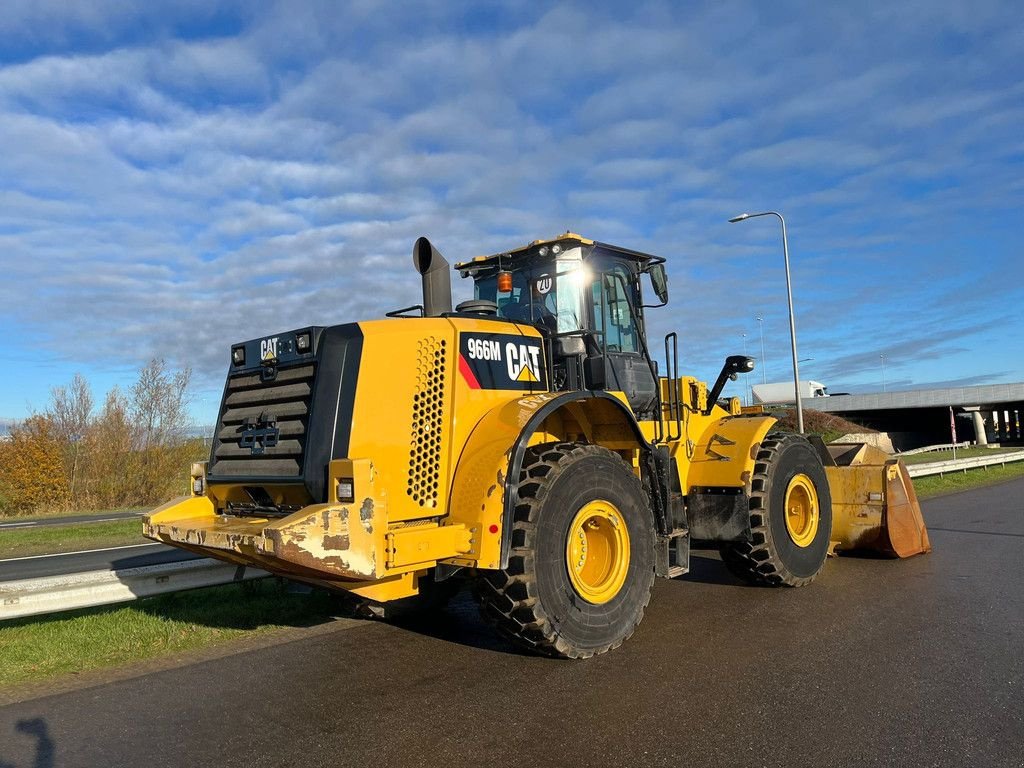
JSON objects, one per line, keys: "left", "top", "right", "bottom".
{"left": 475, "top": 442, "right": 655, "bottom": 659}
{"left": 720, "top": 432, "right": 832, "bottom": 587}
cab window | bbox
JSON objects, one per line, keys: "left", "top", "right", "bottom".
{"left": 592, "top": 263, "right": 639, "bottom": 353}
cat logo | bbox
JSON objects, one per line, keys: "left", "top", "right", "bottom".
{"left": 506, "top": 342, "right": 542, "bottom": 382}
{"left": 260, "top": 336, "right": 279, "bottom": 361}
{"left": 459, "top": 332, "right": 546, "bottom": 391}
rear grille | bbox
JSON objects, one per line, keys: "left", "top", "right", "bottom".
{"left": 210, "top": 363, "right": 315, "bottom": 478}
{"left": 407, "top": 337, "right": 447, "bottom": 508}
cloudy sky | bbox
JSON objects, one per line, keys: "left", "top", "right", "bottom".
{"left": 1, "top": 0, "right": 1021, "bottom": 422}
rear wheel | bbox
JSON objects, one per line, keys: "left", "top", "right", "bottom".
{"left": 720, "top": 432, "right": 832, "bottom": 587}
{"left": 475, "top": 442, "right": 655, "bottom": 659}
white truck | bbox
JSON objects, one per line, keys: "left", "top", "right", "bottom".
{"left": 751, "top": 380, "right": 829, "bottom": 405}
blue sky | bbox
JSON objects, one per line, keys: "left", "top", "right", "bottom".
{"left": 1, "top": 0, "right": 1022, "bottom": 424}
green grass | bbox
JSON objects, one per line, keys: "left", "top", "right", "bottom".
{"left": 913, "top": 459, "right": 1024, "bottom": 499}
{"left": 0, "top": 581, "right": 341, "bottom": 688}
{"left": 899, "top": 446, "right": 1022, "bottom": 465}
{"left": 0, "top": 519, "right": 147, "bottom": 559}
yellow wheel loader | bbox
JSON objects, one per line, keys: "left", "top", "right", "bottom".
{"left": 145, "top": 233, "right": 930, "bottom": 658}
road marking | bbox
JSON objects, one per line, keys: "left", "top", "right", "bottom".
{"left": 0, "top": 512, "right": 145, "bottom": 529}
{"left": 0, "top": 542, "right": 164, "bottom": 563}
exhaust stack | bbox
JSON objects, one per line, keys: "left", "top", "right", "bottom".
{"left": 413, "top": 237, "right": 453, "bottom": 317}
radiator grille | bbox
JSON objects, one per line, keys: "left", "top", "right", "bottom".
{"left": 407, "top": 337, "right": 447, "bottom": 508}
{"left": 211, "top": 363, "right": 315, "bottom": 477}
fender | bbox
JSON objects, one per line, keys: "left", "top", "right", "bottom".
{"left": 442, "top": 390, "right": 650, "bottom": 570}
{"left": 686, "top": 414, "right": 779, "bottom": 492}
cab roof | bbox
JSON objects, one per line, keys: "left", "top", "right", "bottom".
{"left": 453, "top": 232, "right": 662, "bottom": 271}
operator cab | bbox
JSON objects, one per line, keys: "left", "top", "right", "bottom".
{"left": 456, "top": 233, "right": 668, "bottom": 418}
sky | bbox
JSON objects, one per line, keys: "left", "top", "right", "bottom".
{"left": 0, "top": 0, "right": 1022, "bottom": 425}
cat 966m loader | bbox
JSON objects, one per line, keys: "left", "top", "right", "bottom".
{"left": 145, "top": 233, "right": 930, "bottom": 658}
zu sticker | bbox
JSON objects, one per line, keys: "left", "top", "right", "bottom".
{"left": 459, "top": 333, "right": 546, "bottom": 391}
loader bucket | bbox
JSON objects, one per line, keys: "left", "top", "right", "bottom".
{"left": 819, "top": 442, "right": 931, "bottom": 558}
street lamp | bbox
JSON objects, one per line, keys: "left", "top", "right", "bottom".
{"left": 880, "top": 354, "right": 887, "bottom": 393}
{"left": 730, "top": 211, "right": 804, "bottom": 433}
{"left": 741, "top": 332, "right": 749, "bottom": 405}
{"left": 755, "top": 314, "right": 767, "bottom": 385}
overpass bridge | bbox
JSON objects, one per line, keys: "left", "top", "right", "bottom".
{"left": 807, "top": 382, "right": 1024, "bottom": 451}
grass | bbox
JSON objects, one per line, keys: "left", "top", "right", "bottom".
{"left": 912, "top": 459, "right": 1024, "bottom": 499}
{"left": 899, "top": 446, "right": 1022, "bottom": 465}
{"left": 0, "top": 580, "right": 341, "bottom": 688}
{"left": 0, "top": 519, "right": 148, "bottom": 559}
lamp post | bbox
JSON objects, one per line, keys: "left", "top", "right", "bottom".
{"left": 755, "top": 314, "right": 767, "bottom": 384}
{"left": 880, "top": 354, "right": 887, "bottom": 393}
{"left": 741, "top": 332, "right": 749, "bottom": 405}
{"left": 729, "top": 211, "right": 804, "bottom": 433}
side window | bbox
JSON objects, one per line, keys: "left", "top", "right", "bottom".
{"left": 592, "top": 265, "right": 639, "bottom": 353}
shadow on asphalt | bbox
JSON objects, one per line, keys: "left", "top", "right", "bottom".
{"left": 676, "top": 551, "right": 746, "bottom": 586}
{"left": 379, "top": 552, "right": 748, "bottom": 654}
{"left": 382, "top": 589, "right": 527, "bottom": 656}
{"left": 0, "top": 717, "right": 55, "bottom": 768}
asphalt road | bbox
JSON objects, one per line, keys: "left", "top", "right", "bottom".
{"left": 2, "top": 479, "right": 1022, "bottom": 768}
{"left": 0, "top": 543, "right": 200, "bottom": 582}
{"left": 0, "top": 510, "right": 145, "bottom": 530}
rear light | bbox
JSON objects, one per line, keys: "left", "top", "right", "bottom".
{"left": 190, "top": 462, "right": 207, "bottom": 496}
{"left": 336, "top": 478, "right": 355, "bottom": 503}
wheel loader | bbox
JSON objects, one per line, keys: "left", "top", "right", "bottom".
{"left": 144, "top": 233, "right": 930, "bottom": 658}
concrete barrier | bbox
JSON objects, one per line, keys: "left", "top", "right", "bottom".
{"left": 0, "top": 558, "right": 269, "bottom": 621}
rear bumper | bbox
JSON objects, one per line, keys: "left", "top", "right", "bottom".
{"left": 143, "top": 485, "right": 473, "bottom": 601}
{"left": 143, "top": 494, "right": 385, "bottom": 582}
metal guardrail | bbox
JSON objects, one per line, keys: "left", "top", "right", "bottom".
{"left": 0, "top": 558, "right": 269, "bottom": 621}
{"left": 906, "top": 450, "right": 1024, "bottom": 478}
{"left": 898, "top": 441, "right": 972, "bottom": 456}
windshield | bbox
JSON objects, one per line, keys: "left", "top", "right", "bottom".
{"left": 474, "top": 257, "right": 587, "bottom": 333}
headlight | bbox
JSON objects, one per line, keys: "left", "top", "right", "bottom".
{"left": 296, "top": 331, "right": 311, "bottom": 352}
{"left": 232, "top": 346, "right": 245, "bottom": 366}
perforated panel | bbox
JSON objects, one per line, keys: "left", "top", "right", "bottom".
{"left": 407, "top": 336, "right": 447, "bottom": 508}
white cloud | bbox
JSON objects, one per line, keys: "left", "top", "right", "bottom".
{"left": 0, "top": 0, "right": 1021, "bottom": 419}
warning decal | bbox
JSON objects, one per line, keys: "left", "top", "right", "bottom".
{"left": 458, "top": 333, "right": 547, "bottom": 391}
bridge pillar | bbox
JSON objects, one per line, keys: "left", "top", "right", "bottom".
{"left": 964, "top": 407, "right": 988, "bottom": 446}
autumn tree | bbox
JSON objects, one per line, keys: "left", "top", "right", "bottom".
{"left": 0, "top": 361, "right": 204, "bottom": 516}
{"left": 0, "top": 416, "right": 65, "bottom": 514}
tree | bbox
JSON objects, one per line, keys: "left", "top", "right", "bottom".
{"left": 47, "top": 373, "right": 94, "bottom": 497}
{"left": 47, "top": 373, "right": 93, "bottom": 443}
{"left": 0, "top": 416, "right": 64, "bottom": 514}
{"left": 132, "top": 359, "right": 192, "bottom": 450}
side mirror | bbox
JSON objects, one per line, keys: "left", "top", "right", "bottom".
{"left": 555, "top": 336, "right": 586, "bottom": 357}
{"left": 648, "top": 264, "right": 668, "bottom": 305}
{"left": 705, "top": 355, "right": 755, "bottom": 415}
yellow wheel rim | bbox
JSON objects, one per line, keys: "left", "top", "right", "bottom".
{"left": 565, "top": 500, "right": 631, "bottom": 604}
{"left": 784, "top": 473, "right": 820, "bottom": 548}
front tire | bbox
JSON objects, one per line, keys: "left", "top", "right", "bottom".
{"left": 720, "top": 432, "right": 832, "bottom": 587}
{"left": 476, "top": 442, "right": 656, "bottom": 659}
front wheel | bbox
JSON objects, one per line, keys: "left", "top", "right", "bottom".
{"left": 720, "top": 432, "right": 832, "bottom": 587}
{"left": 475, "top": 442, "right": 655, "bottom": 659}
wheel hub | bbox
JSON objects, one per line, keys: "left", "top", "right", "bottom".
{"left": 565, "top": 500, "right": 631, "bottom": 604}
{"left": 784, "top": 473, "right": 820, "bottom": 548}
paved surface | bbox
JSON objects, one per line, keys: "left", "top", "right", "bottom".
{"left": 1, "top": 480, "right": 1022, "bottom": 768}
{"left": 0, "top": 510, "right": 144, "bottom": 531}
{"left": 0, "top": 543, "right": 199, "bottom": 581}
